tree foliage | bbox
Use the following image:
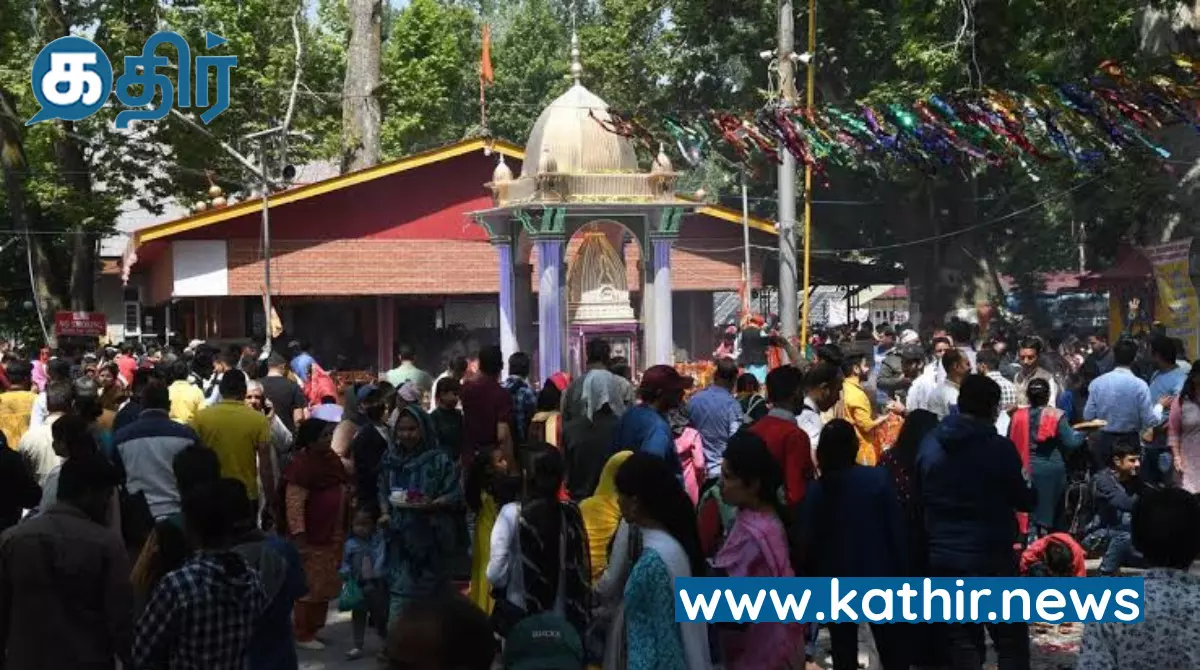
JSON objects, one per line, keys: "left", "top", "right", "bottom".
{"left": 1, "top": 0, "right": 1196, "bottom": 337}
{"left": 380, "top": 0, "right": 478, "bottom": 155}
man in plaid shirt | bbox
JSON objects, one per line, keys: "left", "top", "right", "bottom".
{"left": 977, "top": 349, "right": 1017, "bottom": 435}
{"left": 133, "top": 479, "right": 267, "bottom": 670}
{"left": 503, "top": 352, "right": 538, "bottom": 447}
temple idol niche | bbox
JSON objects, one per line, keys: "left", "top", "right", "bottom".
{"left": 567, "top": 226, "right": 640, "bottom": 373}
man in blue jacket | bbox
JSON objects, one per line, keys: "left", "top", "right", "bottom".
{"left": 918, "top": 374, "right": 1036, "bottom": 669}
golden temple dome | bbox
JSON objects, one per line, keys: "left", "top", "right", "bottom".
{"left": 520, "top": 83, "right": 640, "bottom": 179}
{"left": 483, "top": 26, "right": 681, "bottom": 206}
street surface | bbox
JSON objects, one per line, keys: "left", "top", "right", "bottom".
{"left": 295, "top": 608, "right": 1082, "bottom": 670}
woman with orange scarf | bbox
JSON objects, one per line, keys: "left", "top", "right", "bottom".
{"left": 1008, "top": 378, "right": 1084, "bottom": 537}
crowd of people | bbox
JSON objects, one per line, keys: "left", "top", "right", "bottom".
{"left": 0, "top": 320, "right": 1198, "bottom": 669}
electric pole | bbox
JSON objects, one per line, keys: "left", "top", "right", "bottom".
{"left": 777, "top": 0, "right": 799, "bottom": 340}
{"left": 243, "top": 125, "right": 310, "bottom": 358}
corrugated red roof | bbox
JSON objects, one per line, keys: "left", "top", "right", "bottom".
{"left": 1078, "top": 245, "right": 1154, "bottom": 290}
{"left": 877, "top": 285, "right": 908, "bottom": 299}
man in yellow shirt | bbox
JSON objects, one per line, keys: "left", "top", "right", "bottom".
{"left": 191, "top": 370, "right": 275, "bottom": 508}
{"left": 841, "top": 353, "right": 903, "bottom": 466}
{"left": 167, "top": 360, "right": 206, "bottom": 425}
{"left": 0, "top": 361, "right": 38, "bottom": 449}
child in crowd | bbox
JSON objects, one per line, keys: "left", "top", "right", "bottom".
{"left": 430, "top": 377, "right": 464, "bottom": 458}
{"left": 1021, "top": 532, "right": 1087, "bottom": 640}
{"left": 1021, "top": 532, "right": 1087, "bottom": 578}
{"left": 340, "top": 509, "right": 389, "bottom": 660}
{"left": 383, "top": 594, "right": 496, "bottom": 670}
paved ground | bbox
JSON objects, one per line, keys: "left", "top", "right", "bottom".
{"left": 297, "top": 611, "right": 378, "bottom": 670}
{"left": 296, "top": 608, "right": 1081, "bottom": 670}
{"left": 804, "top": 623, "right": 1080, "bottom": 670}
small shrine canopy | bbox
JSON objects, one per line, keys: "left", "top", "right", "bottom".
{"left": 481, "top": 82, "right": 691, "bottom": 213}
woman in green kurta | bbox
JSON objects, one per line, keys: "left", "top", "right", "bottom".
{"left": 377, "top": 405, "right": 464, "bottom": 620}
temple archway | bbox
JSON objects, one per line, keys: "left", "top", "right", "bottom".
{"left": 564, "top": 220, "right": 643, "bottom": 373}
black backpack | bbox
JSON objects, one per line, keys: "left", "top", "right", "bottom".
{"left": 740, "top": 394, "right": 768, "bottom": 425}
{"left": 1063, "top": 472, "right": 1098, "bottom": 540}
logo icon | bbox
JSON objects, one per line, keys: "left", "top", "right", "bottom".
{"left": 28, "top": 31, "right": 237, "bottom": 128}
{"left": 28, "top": 36, "right": 114, "bottom": 125}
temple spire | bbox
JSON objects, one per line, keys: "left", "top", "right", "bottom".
{"left": 569, "top": 0, "right": 582, "bottom": 84}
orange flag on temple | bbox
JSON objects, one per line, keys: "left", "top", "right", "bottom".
{"left": 480, "top": 25, "right": 494, "bottom": 85}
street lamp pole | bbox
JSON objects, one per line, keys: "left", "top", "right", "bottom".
{"left": 777, "top": 0, "right": 798, "bottom": 340}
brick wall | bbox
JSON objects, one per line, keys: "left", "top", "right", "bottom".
{"left": 212, "top": 220, "right": 768, "bottom": 298}
{"left": 227, "top": 238, "right": 501, "bottom": 296}
{"left": 535, "top": 236, "right": 762, "bottom": 293}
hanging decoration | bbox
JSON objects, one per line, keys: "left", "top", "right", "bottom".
{"left": 594, "top": 59, "right": 1200, "bottom": 180}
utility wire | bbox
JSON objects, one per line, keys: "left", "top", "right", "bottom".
{"left": 671, "top": 174, "right": 1102, "bottom": 256}
{"left": 818, "top": 175, "right": 1103, "bottom": 254}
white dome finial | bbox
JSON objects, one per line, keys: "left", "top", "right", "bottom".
{"left": 492, "top": 154, "right": 513, "bottom": 182}
{"left": 569, "top": 0, "right": 582, "bottom": 84}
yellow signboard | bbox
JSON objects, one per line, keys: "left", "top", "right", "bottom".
{"left": 1141, "top": 239, "right": 1200, "bottom": 359}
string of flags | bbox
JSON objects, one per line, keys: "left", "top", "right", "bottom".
{"left": 591, "top": 58, "right": 1200, "bottom": 183}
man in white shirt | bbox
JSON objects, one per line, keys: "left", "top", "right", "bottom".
{"left": 977, "top": 348, "right": 1018, "bottom": 436}
{"left": 798, "top": 361, "right": 842, "bottom": 461}
{"left": 203, "top": 351, "right": 237, "bottom": 407}
{"left": 907, "top": 337, "right": 951, "bottom": 413}
{"left": 18, "top": 381, "right": 71, "bottom": 486}
{"left": 928, "top": 348, "right": 970, "bottom": 420}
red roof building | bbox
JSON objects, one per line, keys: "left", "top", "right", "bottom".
{"left": 112, "top": 136, "right": 798, "bottom": 375}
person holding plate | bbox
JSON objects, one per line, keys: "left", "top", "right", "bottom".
{"left": 378, "top": 404, "right": 464, "bottom": 621}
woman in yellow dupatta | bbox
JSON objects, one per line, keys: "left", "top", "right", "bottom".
{"left": 466, "top": 447, "right": 519, "bottom": 614}
{"left": 578, "top": 450, "right": 633, "bottom": 583}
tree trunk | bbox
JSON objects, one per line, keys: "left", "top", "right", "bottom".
{"left": 0, "top": 86, "right": 64, "bottom": 347}
{"left": 341, "top": 0, "right": 383, "bottom": 173}
{"left": 43, "top": 0, "right": 98, "bottom": 312}
{"left": 894, "top": 182, "right": 941, "bottom": 329}
{"left": 1139, "top": 3, "right": 1200, "bottom": 243}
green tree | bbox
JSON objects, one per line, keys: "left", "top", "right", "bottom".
{"left": 662, "top": 0, "right": 1190, "bottom": 324}
{"left": 162, "top": 0, "right": 343, "bottom": 198}
{"left": 0, "top": 0, "right": 160, "bottom": 341}
{"left": 380, "top": 0, "right": 479, "bottom": 155}
{"left": 483, "top": 0, "right": 570, "bottom": 145}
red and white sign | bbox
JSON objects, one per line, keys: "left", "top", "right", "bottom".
{"left": 54, "top": 311, "right": 107, "bottom": 337}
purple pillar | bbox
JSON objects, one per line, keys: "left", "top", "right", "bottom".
{"left": 652, "top": 237, "right": 674, "bottom": 365}
{"left": 536, "top": 238, "right": 564, "bottom": 378}
{"left": 496, "top": 239, "right": 517, "bottom": 371}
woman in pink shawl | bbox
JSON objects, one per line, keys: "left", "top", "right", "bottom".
{"left": 30, "top": 347, "right": 50, "bottom": 392}
{"left": 668, "top": 407, "right": 705, "bottom": 504}
{"left": 713, "top": 431, "right": 806, "bottom": 669}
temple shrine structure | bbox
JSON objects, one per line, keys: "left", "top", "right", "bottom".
{"left": 468, "top": 32, "right": 704, "bottom": 376}
{"left": 107, "top": 34, "right": 898, "bottom": 377}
